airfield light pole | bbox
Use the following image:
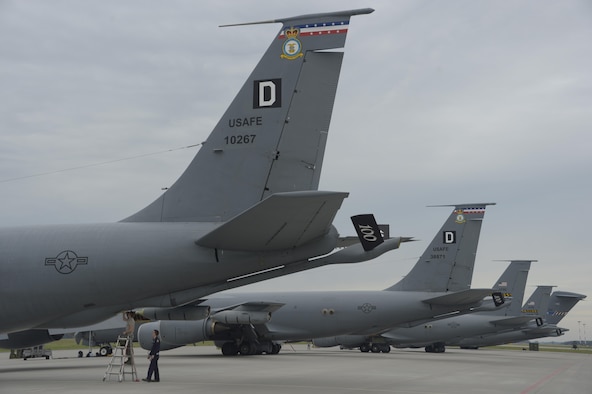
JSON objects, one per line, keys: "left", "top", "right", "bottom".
{"left": 578, "top": 321, "right": 582, "bottom": 344}
{"left": 584, "top": 323, "right": 587, "bottom": 346}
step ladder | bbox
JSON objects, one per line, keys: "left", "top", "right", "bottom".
{"left": 103, "top": 335, "right": 139, "bottom": 382}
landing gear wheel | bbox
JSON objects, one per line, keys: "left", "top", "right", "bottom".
{"left": 221, "top": 342, "right": 239, "bottom": 356}
{"left": 370, "top": 343, "right": 381, "bottom": 353}
{"left": 239, "top": 342, "right": 256, "bottom": 356}
{"left": 360, "top": 343, "right": 370, "bottom": 353}
{"left": 99, "top": 346, "right": 111, "bottom": 356}
{"left": 270, "top": 343, "right": 282, "bottom": 354}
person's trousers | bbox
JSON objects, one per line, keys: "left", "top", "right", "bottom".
{"left": 147, "top": 356, "right": 159, "bottom": 381}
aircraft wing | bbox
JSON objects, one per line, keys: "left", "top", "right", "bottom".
{"left": 423, "top": 289, "right": 496, "bottom": 306}
{"left": 213, "top": 301, "right": 285, "bottom": 314}
{"left": 196, "top": 191, "right": 348, "bottom": 251}
{"left": 209, "top": 302, "right": 285, "bottom": 326}
{"left": 490, "top": 316, "right": 537, "bottom": 327}
{"left": 46, "top": 315, "right": 125, "bottom": 336}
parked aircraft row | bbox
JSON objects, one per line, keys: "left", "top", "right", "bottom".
{"left": 132, "top": 209, "right": 584, "bottom": 356}
{"left": 135, "top": 202, "right": 501, "bottom": 355}
{"left": 1, "top": 8, "right": 584, "bottom": 360}
{"left": 71, "top": 255, "right": 584, "bottom": 357}
{"left": 313, "top": 266, "right": 586, "bottom": 353}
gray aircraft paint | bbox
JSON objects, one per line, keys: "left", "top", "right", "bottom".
{"left": 0, "top": 9, "right": 396, "bottom": 337}
{"left": 452, "top": 285, "right": 553, "bottom": 347}
{"left": 381, "top": 260, "right": 534, "bottom": 349}
{"left": 123, "top": 10, "right": 372, "bottom": 223}
{"left": 314, "top": 260, "right": 533, "bottom": 351}
{"left": 385, "top": 204, "right": 493, "bottom": 292}
{"left": 455, "top": 289, "right": 586, "bottom": 348}
{"left": 136, "top": 204, "right": 499, "bottom": 353}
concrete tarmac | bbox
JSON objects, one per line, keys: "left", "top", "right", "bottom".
{"left": 1, "top": 345, "right": 591, "bottom": 394}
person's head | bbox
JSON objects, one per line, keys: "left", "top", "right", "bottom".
{"left": 153, "top": 329, "right": 159, "bottom": 338}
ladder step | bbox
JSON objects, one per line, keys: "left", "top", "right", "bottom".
{"left": 102, "top": 335, "right": 139, "bottom": 382}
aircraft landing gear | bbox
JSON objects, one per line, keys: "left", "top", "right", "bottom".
{"left": 425, "top": 342, "right": 445, "bottom": 353}
{"left": 239, "top": 342, "right": 257, "bottom": 355}
{"left": 99, "top": 345, "right": 112, "bottom": 356}
{"left": 220, "top": 341, "right": 282, "bottom": 356}
{"left": 221, "top": 342, "right": 239, "bottom": 356}
{"left": 361, "top": 343, "right": 390, "bottom": 353}
{"left": 270, "top": 343, "right": 282, "bottom": 354}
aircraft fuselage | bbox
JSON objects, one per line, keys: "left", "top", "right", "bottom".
{"left": 384, "top": 314, "right": 516, "bottom": 347}
{"left": 207, "top": 290, "right": 479, "bottom": 341}
{"left": 0, "top": 222, "right": 336, "bottom": 333}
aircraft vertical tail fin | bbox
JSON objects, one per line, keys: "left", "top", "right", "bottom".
{"left": 385, "top": 203, "right": 495, "bottom": 292}
{"left": 489, "top": 260, "right": 533, "bottom": 316}
{"left": 122, "top": 9, "right": 373, "bottom": 223}
{"left": 521, "top": 285, "right": 553, "bottom": 321}
{"left": 545, "top": 291, "right": 587, "bottom": 325}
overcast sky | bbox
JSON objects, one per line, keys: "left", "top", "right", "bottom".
{"left": 1, "top": 1, "right": 591, "bottom": 342}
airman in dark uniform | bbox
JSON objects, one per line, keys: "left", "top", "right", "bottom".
{"left": 142, "top": 329, "right": 160, "bottom": 382}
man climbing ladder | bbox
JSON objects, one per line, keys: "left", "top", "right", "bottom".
{"left": 103, "top": 328, "right": 138, "bottom": 382}
{"left": 103, "top": 335, "right": 138, "bottom": 382}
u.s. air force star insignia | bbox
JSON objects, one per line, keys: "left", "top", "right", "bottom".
{"left": 357, "top": 303, "right": 377, "bottom": 314}
{"left": 281, "top": 27, "right": 303, "bottom": 60}
{"left": 45, "top": 250, "right": 88, "bottom": 274}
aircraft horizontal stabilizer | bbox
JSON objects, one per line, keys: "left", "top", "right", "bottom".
{"left": 314, "top": 237, "right": 404, "bottom": 265}
{"left": 553, "top": 291, "right": 587, "bottom": 299}
{"left": 336, "top": 236, "right": 414, "bottom": 248}
{"left": 423, "top": 289, "right": 496, "bottom": 307}
{"left": 336, "top": 220, "right": 412, "bottom": 249}
{"left": 196, "top": 191, "right": 348, "bottom": 251}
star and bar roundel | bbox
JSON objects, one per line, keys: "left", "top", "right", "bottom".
{"left": 45, "top": 250, "right": 88, "bottom": 274}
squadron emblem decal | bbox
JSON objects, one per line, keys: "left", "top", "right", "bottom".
{"left": 45, "top": 250, "right": 88, "bottom": 274}
{"left": 280, "top": 27, "right": 303, "bottom": 60}
{"left": 278, "top": 21, "right": 351, "bottom": 60}
{"left": 454, "top": 209, "right": 466, "bottom": 224}
{"left": 455, "top": 206, "right": 486, "bottom": 224}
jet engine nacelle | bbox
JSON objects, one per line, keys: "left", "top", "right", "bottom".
{"left": 211, "top": 310, "right": 271, "bottom": 325}
{"left": 138, "top": 310, "right": 273, "bottom": 351}
{"left": 138, "top": 305, "right": 210, "bottom": 321}
{"left": 138, "top": 320, "right": 209, "bottom": 351}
